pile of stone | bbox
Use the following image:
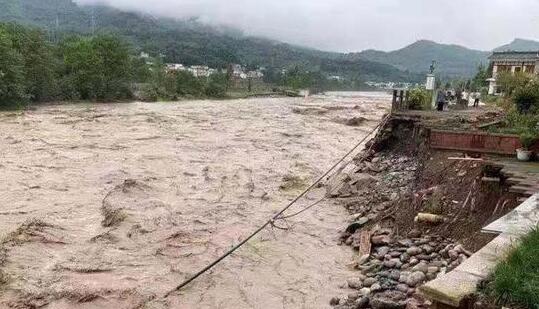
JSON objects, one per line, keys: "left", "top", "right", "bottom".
{"left": 329, "top": 154, "right": 418, "bottom": 212}
{"left": 332, "top": 230, "right": 472, "bottom": 309}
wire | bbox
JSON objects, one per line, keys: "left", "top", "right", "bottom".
{"left": 163, "top": 114, "right": 390, "bottom": 298}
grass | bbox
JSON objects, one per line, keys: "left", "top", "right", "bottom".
{"left": 487, "top": 228, "right": 539, "bottom": 308}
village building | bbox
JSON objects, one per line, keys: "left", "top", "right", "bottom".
{"left": 165, "top": 63, "right": 186, "bottom": 72}
{"left": 487, "top": 51, "right": 539, "bottom": 94}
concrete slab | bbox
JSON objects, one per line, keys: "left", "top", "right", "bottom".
{"left": 456, "top": 233, "right": 517, "bottom": 278}
{"left": 419, "top": 269, "right": 483, "bottom": 307}
{"left": 483, "top": 194, "right": 539, "bottom": 235}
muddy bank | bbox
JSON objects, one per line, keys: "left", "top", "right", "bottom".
{"left": 328, "top": 116, "right": 519, "bottom": 309}
{"left": 0, "top": 93, "right": 390, "bottom": 308}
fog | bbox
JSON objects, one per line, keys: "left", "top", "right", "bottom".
{"left": 76, "top": 0, "right": 539, "bottom": 52}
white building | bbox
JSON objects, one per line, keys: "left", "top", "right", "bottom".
{"left": 165, "top": 63, "right": 186, "bottom": 72}
{"left": 487, "top": 51, "right": 539, "bottom": 95}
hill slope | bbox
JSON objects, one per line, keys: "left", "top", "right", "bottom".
{"left": 0, "top": 0, "right": 421, "bottom": 82}
{"left": 352, "top": 40, "right": 490, "bottom": 78}
{"left": 494, "top": 38, "right": 539, "bottom": 52}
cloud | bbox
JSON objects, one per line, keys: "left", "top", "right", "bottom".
{"left": 75, "top": 0, "right": 539, "bottom": 52}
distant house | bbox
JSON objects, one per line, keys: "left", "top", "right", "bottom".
{"left": 165, "top": 63, "right": 186, "bottom": 72}
{"left": 189, "top": 65, "right": 212, "bottom": 78}
{"left": 487, "top": 51, "right": 539, "bottom": 94}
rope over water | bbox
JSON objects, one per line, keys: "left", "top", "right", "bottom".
{"left": 164, "top": 114, "right": 391, "bottom": 298}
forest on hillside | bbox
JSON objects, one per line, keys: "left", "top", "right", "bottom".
{"left": 0, "top": 0, "right": 421, "bottom": 83}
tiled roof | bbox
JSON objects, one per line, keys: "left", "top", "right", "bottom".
{"left": 489, "top": 51, "right": 539, "bottom": 61}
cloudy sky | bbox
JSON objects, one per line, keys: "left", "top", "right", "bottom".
{"left": 76, "top": 0, "right": 539, "bottom": 52}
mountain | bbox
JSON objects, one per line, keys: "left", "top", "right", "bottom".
{"left": 352, "top": 40, "right": 490, "bottom": 78}
{"left": 0, "top": 0, "right": 421, "bottom": 82}
{"left": 494, "top": 38, "right": 539, "bottom": 52}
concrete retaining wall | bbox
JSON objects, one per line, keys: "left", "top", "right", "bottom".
{"left": 430, "top": 130, "right": 539, "bottom": 155}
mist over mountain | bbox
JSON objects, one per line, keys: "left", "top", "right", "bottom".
{"left": 1, "top": 0, "right": 537, "bottom": 81}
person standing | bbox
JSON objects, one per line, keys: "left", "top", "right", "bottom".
{"left": 473, "top": 93, "right": 480, "bottom": 108}
{"left": 436, "top": 91, "right": 445, "bottom": 111}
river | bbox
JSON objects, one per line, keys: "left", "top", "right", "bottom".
{"left": 0, "top": 92, "right": 390, "bottom": 309}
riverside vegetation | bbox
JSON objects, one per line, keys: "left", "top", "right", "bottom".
{"left": 0, "top": 22, "right": 351, "bottom": 109}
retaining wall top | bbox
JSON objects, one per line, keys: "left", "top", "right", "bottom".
{"left": 419, "top": 194, "right": 539, "bottom": 308}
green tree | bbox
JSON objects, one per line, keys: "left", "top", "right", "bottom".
{"left": 0, "top": 27, "right": 26, "bottom": 108}
{"left": 61, "top": 35, "right": 132, "bottom": 101}
{"left": 6, "top": 23, "right": 58, "bottom": 102}
{"left": 205, "top": 73, "right": 227, "bottom": 98}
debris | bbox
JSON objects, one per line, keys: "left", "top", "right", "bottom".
{"left": 414, "top": 213, "right": 445, "bottom": 224}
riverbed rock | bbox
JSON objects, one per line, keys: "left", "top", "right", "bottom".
{"left": 330, "top": 297, "right": 340, "bottom": 306}
{"left": 371, "top": 235, "right": 391, "bottom": 245}
{"left": 370, "top": 291, "right": 407, "bottom": 309}
{"left": 412, "top": 262, "right": 428, "bottom": 274}
{"left": 355, "top": 296, "right": 370, "bottom": 308}
{"left": 363, "top": 277, "right": 378, "bottom": 287}
{"left": 348, "top": 278, "right": 363, "bottom": 289}
{"left": 405, "top": 271, "right": 426, "bottom": 287}
{"left": 406, "top": 246, "right": 422, "bottom": 256}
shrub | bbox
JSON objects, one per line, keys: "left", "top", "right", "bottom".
{"left": 513, "top": 80, "right": 539, "bottom": 114}
{"left": 407, "top": 87, "right": 431, "bottom": 110}
{"left": 519, "top": 132, "right": 537, "bottom": 150}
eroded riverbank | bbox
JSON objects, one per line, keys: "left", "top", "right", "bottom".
{"left": 0, "top": 93, "right": 390, "bottom": 308}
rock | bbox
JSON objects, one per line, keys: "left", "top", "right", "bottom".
{"left": 427, "top": 266, "right": 439, "bottom": 274}
{"left": 400, "top": 253, "right": 410, "bottom": 263}
{"left": 389, "top": 270, "right": 401, "bottom": 281}
{"left": 416, "top": 254, "right": 432, "bottom": 261}
{"left": 346, "top": 218, "right": 369, "bottom": 233}
{"left": 383, "top": 259, "right": 397, "bottom": 268}
{"left": 421, "top": 245, "right": 434, "bottom": 254}
{"left": 377, "top": 246, "right": 391, "bottom": 257}
{"left": 397, "top": 239, "right": 413, "bottom": 247}
{"left": 348, "top": 292, "right": 361, "bottom": 301}
{"left": 405, "top": 271, "right": 426, "bottom": 287}
{"left": 448, "top": 250, "right": 459, "bottom": 260}
{"left": 412, "top": 262, "right": 428, "bottom": 274}
{"left": 359, "top": 287, "right": 371, "bottom": 296}
{"left": 355, "top": 296, "right": 370, "bottom": 308}
{"left": 371, "top": 157, "right": 381, "bottom": 163}
{"left": 389, "top": 251, "right": 401, "bottom": 258}
{"left": 430, "top": 260, "right": 445, "bottom": 268}
{"left": 363, "top": 277, "right": 378, "bottom": 287}
{"left": 398, "top": 271, "right": 411, "bottom": 283}
{"left": 406, "top": 247, "right": 422, "bottom": 256}
{"left": 348, "top": 278, "right": 363, "bottom": 289}
{"left": 408, "top": 229, "right": 421, "bottom": 238}
{"left": 405, "top": 298, "right": 422, "bottom": 309}
{"left": 370, "top": 291, "right": 407, "bottom": 309}
{"left": 426, "top": 272, "right": 437, "bottom": 280}
{"left": 371, "top": 235, "right": 391, "bottom": 245}
{"left": 330, "top": 297, "right": 340, "bottom": 306}
{"left": 408, "top": 258, "right": 419, "bottom": 266}
{"left": 396, "top": 284, "right": 409, "bottom": 293}
{"left": 371, "top": 283, "right": 382, "bottom": 292}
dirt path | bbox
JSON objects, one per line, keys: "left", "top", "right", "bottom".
{"left": 0, "top": 93, "right": 390, "bottom": 309}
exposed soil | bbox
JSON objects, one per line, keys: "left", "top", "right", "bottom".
{"left": 329, "top": 117, "right": 519, "bottom": 309}
{"left": 0, "top": 92, "right": 391, "bottom": 308}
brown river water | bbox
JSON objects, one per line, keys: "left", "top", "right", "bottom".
{"left": 0, "top": 92, "right": 390, "bottom": 309}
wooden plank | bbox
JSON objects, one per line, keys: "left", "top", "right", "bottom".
{"left": 358, "top": 230, "right": 372, "bottom": 257}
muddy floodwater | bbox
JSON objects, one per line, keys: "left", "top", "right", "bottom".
{"left": 0, "top": 92, "right": 390, "bottom": 309}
